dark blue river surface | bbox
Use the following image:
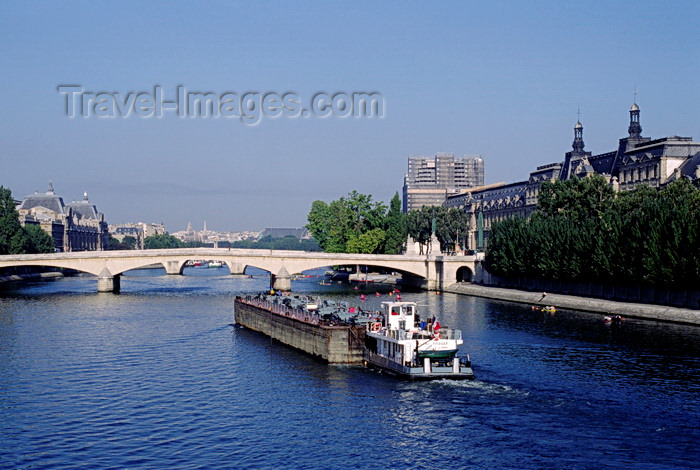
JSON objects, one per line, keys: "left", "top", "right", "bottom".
{"left": 1, "top": 267, "right": 699, "bottom": 469}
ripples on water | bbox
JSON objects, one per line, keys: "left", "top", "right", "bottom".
{"left": 1, "top": 268, "right": 699, "bottom": 469}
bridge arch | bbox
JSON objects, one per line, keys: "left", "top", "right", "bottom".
{"left": 0, "top": 260, "right": 100, "bottom": 277}
{"left": 0, "top": 249, "right": 479, "bottom": 293}
{"left": 456, "top": 266, "right": 474, "bottom": 283}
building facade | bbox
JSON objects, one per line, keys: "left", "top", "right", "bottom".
{"left": 445, "top": 102, "right": 700, "bottom": 250}
{"left": 403, "top": 153, "right": 484, "bottom": 212}
{"left": 109, "top": 222, "right": 167, "bottom": 249}
{"left": 17, "top": 183, "right": 110, "bottom": 252}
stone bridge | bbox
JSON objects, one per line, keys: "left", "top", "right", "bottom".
{"left": 0, "top": 248, "right": 483, "bottom": 293}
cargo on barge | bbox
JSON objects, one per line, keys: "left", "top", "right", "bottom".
{"left": 234, "top": 294, "right": 367, "bottom": 364}
{"left": 235, "top": 294, "right": 475, "bottom": 380}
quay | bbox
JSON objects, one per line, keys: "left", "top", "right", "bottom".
{"left": 446, "top": 283, "right": 700, "bottom": 326}
{"left": 234, "top": 295, "right": 366, "bottom": 364}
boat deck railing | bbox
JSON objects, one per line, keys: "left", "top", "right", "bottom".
{"left": 378, "top": 328, "right": 462, "bottom": 341}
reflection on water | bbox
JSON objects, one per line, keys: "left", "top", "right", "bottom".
{"left": 1, "top": 268, "right": 699, "bottom": 469}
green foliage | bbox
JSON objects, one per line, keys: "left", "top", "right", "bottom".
{"left": 486, "top": 177, "right": 700, "bottom": 289}
{"left": 436, "top": 207, "right": 471, "bottom": 253}
{"left": 122, "top": 236, "right": 137, "bottom": 250}
{"left": 346, "top": 228, "right": 386, "bottom": 254}
{"left": 108, "top": 235, "right": 138, "bottom": 250}
{"left": 0, "top": 186, "right": 26, "bottom": 255}
{"left": 406, "top": 205, "right": 470, "bottom": 254}
{"left": 144, "top": 234, "right": 184, "bottom": 249}
{"left": 538, "top": 175, "right": 614, "bottom": 221}
{"left": 383, "top": 192, "right": 407, "bottom": 254}
{"left": 306, "top": 191, "right": 387, "bottom": 253}
{"left": 24, "top": 224, "right": 55, "bottom": 253}
{"left": 485, "top": 216, "right": 528, "bottom": 277}
{"left": 0, "top": 186, "right": 55, "bottom": 255}
{"left": 406, "top": 205, "right": 438, "bottom": 254}
{"left": 307, "top": 191, "right": 469, "bottom": 255}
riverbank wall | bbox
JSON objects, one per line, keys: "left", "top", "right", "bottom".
{"left": 234, "top": 297, "right": 366, "bottom": 364}
{"left": 0, "top": 271, "right": 64, "bottom": 285}
{"left": 445, "top": 283, "right": 700, "bottom": 326}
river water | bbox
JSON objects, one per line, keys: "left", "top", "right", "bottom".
{"left": 1, "top": 267, "right": 699, "bottom": 469}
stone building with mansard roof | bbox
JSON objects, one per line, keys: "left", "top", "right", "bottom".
{"left": 445, "top": 102, "right": 700, "bottom": 251}
{"left": 17, "top": 182, "right": 110, "bottom": 252}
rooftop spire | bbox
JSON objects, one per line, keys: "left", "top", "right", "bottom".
{"left": 628, "top": 93, "right": 642, "bottom": 139}
{"left": 47, "top": 181, "right": 54, "bottom": 195}
{"left": 572, "top": 115, "right": 585, "bottom": 155}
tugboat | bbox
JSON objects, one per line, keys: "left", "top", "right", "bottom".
{"left": 363, "top": 301, "right": 475, "bottom": 380}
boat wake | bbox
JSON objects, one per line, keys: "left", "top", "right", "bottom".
{"left": 439, "top": 378, "right": 531, "bottom": 397}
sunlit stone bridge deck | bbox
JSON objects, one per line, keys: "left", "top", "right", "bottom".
{"left": 0, "top": 248, "right": 482, "bottom": 293}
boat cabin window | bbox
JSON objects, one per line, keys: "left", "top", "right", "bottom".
{"left": 391, "top": 306, "right": 400, "bottom": 316}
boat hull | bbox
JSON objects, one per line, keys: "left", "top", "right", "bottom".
{"left": 364, "top": 350, "right": 475, "bottom": 380}
{"left": 417, "top": 349, "right": 459, "bottom": 359}
{"left": 234, "top": 297, "right": 366, "bottom": 364}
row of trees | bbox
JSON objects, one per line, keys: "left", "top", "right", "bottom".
{"left": 406, "top": 205, "right": 471, "bottom": 254}
{"left": 143, "top": 234, "right": 191, "bottom": 249}
{"left": 306, "top": 191, "right": 472, "bottom": 254}
{"left": 0, "top": 186, "right": 55, "bottom": 255}
{"left": 485, "top": 176, "right": 700, "bottom": 289}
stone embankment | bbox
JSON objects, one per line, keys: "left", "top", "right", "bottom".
{"left": 445, "top": 283, "right": 700, "bottom": 326}
{"left": 0, "top": 272, "right": 63, "bottom": 284}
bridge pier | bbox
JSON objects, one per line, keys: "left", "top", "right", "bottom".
{"left": 227, "top": 261, "right": 246, "bottom": 275}
{"left": 97, "top": 268, "right": 120, "bottom": 293}
{"left": 271, "top": 266, "right": 291, "bottom": 291}
{"left": 165, "top": 261, "right": 183, "bottom": 275}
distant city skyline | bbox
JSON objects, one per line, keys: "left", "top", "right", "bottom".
{"left": 3, "top": 1, "right": 699, "bottom": 231}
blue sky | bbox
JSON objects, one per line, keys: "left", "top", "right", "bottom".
{"left": 2, "top": 1, "right": 699, "bottom": 231}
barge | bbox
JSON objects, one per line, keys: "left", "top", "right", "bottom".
{"left": 234, "top": 294, "right": 367, "bottom": 364}
{"left": 234, "top": 294, "right": 474, "bottom": 380}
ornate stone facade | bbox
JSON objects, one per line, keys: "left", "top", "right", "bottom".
{"left": 445, "top": 103, "right": 700, "bottom": 249}
{"left": 17, "top": 183, "right": 109, "bottom": 252}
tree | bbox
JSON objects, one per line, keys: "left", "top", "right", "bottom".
{"left": 486, "top": 176, "right": 700, "bottom": 289}
{"left": 538, "top": 175, "right": 614, "bottom": 221}
{"left": 306, "top": 191, "right": 387, "bottom": 253}
{"left": 406, "top": 205, "right": 440, "bottom": 254}
{"left": 485, "top": 216, "right": 528, "bottom": 277}
{"left": 108, "top": 234, "right": 138, "bottom": 250}
{"left": 306, "top": 200, "right": 348, "bottom": 252}
{"left": 0, "top": 186, "right": 30, "bottom": 255}
{"left": 346, "top": 228, "right": 386, "bottom": 254}
{"left": 383, "top": 192, "right": 407, "bottom": 254}
{"left": 144, "top": 234, "right": 183, "bottom": 249}
{"left": 435, "top": 207, "right": 470, "bottom": 253}
{"left": 122, "top": 235, "right": 137, "bottom": 250}
{"left": 24, "top": 224, "right": 55, "bottom": 253}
